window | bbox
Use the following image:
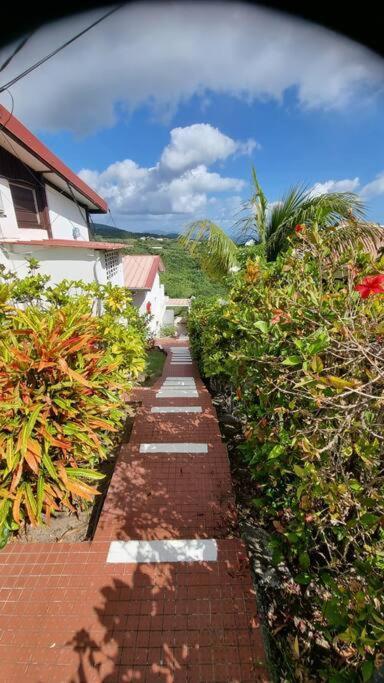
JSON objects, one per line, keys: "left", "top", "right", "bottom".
{"left": 9, "top": 182, "right": 41, "bottom": 229}
{"left": 104, "top": 250, "right": 120, "bottom": 281}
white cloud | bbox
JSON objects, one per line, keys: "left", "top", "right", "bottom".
{"left": 360, "top": 173, "right": 384, "bottom": 198}
{"left": 159, "top": 123, "right": 254, "bottom": 172}
{"left": 310, "top": 177, "right": 360, "bottom": 196}
{"left": 0, "top": 2, "right": 383, "bottom": 133}
{"left": 80, "top": 123, "right": 246, "bottom": 216}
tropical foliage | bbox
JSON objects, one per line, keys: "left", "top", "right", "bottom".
{"left": 189, "top": 225, "right": 384, "bottom": 681}
{"left": 0, "top": 265, "right": 146, "bottom": 545}
{"left": 181, "top": 168, "right": 383, "bottom": 277}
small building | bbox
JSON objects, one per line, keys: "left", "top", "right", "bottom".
{"left": 123, "top": 255, "right": 166, "bottom": 334}
{"left": 0, "top": 105, "right": 126, "bottom": 285}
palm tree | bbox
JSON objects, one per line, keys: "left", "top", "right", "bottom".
{"left": 180, "top": 168, "right": 383, "bottom": 277}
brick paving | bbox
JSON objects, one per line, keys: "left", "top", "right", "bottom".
{"left": 0, "top": 340, "right": 269, "bottom": 683}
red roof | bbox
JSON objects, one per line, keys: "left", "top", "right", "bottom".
{"left": 123, "top": 255, "right": 165, "bottom": 289}
{"left": 0, "top": 105, "right": 107, "bottom": 213}
{"left": 0, "top": 239, "right": 126, "bottom": 251}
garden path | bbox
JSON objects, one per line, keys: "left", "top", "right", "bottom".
{"left": 0, "top": 340, "right": 268, "bottom": 683}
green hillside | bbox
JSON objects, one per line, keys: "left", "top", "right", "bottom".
{"left": 92, "top": 223, "right": 179, "bottom": 240}
{"left": 93, "top": 223, "right": 226, "bottom": 299}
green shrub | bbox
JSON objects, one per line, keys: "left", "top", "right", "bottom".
{"left": 159, "top": 324, "right": 176, "bottom": 337}
{"left": 189, "top": 225, "right": 384, "bottom": 681}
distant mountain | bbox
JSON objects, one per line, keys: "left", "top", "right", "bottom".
{"left": 92, "top": 223, "right": 179, "bottom": 241}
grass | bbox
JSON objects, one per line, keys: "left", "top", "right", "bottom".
{"left": 142, "top": 347, "right": 166, "bottom": 386}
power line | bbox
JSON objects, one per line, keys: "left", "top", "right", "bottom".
{"left": 0, "top": 32, "right": 35, "bottom": 74}
{"left": 0, "top": 4, "right": 124, "bottom": 94}
{"left": 0, "top": 89, "right": 15, "bottom": 131}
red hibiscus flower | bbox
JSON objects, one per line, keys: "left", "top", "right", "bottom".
{"left": 355, "top": 274, "right": 384, "bottom": 299}
{"left": 294, "top": 224, "right": 305, "bottom": 233}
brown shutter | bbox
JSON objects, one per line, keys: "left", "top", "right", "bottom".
{"left": 10, "top": 182, "right": 41, "bottom": 228}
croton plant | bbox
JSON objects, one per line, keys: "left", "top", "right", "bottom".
{"left": 0, "top": 268, "right": 146, "bottom": 546}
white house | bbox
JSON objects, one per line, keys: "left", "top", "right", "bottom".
{"left": 0, "top": 104, "right": 126, "bottom": 285}
{"left": 122, "top": 255, "right": 166, "bottom": 334}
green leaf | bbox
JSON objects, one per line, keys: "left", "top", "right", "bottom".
{"left": 66, "top": 468, "right": 105, "bottom": 481}
{"left": 361, "top": 659, "right": 374, "bottom": 682}
{"left": 299, "top": 551, "right": 310, "bottom": 569}
{"left": 267, "top": 444, "right": 285, "bottom": 460}
{"left": 293, "top": 464, "right": 306, "bottom": 478}
{"left": 250, "top": 497, "right": 264, "bottom": 508}
{"left": 310, "top": 355, "right": 324, "bottom": 372}
{"left": 254, "top": 320, "right": 269, "bottom": 334}
{"left": 323, "top": 600, "right": 348, "bottom": 629}
{"left": 282, "top": 355, "right": 301, "bottom": 366}
{"left": 36, "top": 476, "right": 44, "bottom": 521}
{"left": 22, "top": 404, "right": 44, "bottom": 452}
{"left": 360, "top": 513, "right": 380, "bottom": 527}
{"left": 42, "top": 450, "right": 59, "bottom": 481}
{"left": 295, "top": 572, "right": 311, "bottom": 585}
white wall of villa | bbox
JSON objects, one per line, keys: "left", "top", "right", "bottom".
{"left": 131, "top": 272, "right": 166, "bottom": 334}
{"left": 0, "top": 178, "right": 89, "bottom": 242}
{"left": 0, "top": 243, "right": 124, "bottom": 287}
{"left": 46, "top": 186, "right": 90, "bottom": 240}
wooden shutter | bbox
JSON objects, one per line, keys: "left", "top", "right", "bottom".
{"left": 9, "top": 182, "right": 41, "bottom": 229}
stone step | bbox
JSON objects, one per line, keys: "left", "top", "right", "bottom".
{"left": 139, "top": 442, "right": 208, "bottom": 453}
{"left": 107, "top": 539, "right": 218, "bottom": 563}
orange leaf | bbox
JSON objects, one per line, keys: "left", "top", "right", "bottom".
{"left": 27, "top": 438, "right": 41, "bottom": 459}
{"left": 39, "top": 427, "right": 71, "bottom": 451}
{"left": 58, "top": 357, "right": 92, "bottom": 387}
{"left": 66, "top": 478, "right": 99, "bottom": 501}
{"left": 13, "top": 489, "right": 23, "bottom": 525}
{"left": 13, "top": 349, "right": 31, "bottom": 364}
{"left": 89, "top": 418, "right": 117, "bottom": 432}
{"left": 37, "top": 361, "right": 55, "bottom": 372}
{"left": 24, "top": 449, "right": 40, "bottom": 475}
{"left": 10, "top": 462, "right": 23, "bottom": 493}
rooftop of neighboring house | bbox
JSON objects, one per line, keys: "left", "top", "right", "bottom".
{"left": 0, "top": 105, "right": 107, "bottom": 213}
{"left": 123, "top": 255, "right": 165, "bottom": 290}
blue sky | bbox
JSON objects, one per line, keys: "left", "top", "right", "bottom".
{"left": 1, "top": 2, "right": 384, "bottom": 233}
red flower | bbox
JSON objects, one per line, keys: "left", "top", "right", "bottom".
{"left": 354, "top": 274, "right": 384, "bottom": 299}
{"left": 294, "top": 224, "right": 305, "bottom": 233}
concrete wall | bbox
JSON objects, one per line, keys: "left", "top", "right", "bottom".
{"left": 0, "top": 244, "right": 118, "bottom": 286}
{"left": 46, "top": 186, "right": 90, "bottom": 240}
{"left": 131, "top": 272, "right": 166, "bottom": 334}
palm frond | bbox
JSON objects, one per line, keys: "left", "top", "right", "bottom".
{"left": 266, "top": 185, "right": 309, "bottom": 259}
{"left": 266, "top": 189, "right": 367, "bottom": 260}
{"left": 236, "top": 166, "right": 268, "bottom": 244}
{"left": 268, "top": 185, "right": 309, "bottom": 238}
{"left": 180, "top": 220, "right": 238, "bottom": 281}
{"left": 322, "top": 221, "right": 384, "bottom": 257}
{"left": 299, "top": 192, "right": 366, "bottom": 226}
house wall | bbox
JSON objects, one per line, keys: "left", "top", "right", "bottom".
{"left": 0, "top": 178, "right": 90, "bottom": 242}
{"left": 0, "top": 245, "right": 114, "bottom": 285}
{"left": 0, "top": 176, "right": 49, "bottom": 241}
{"left": 131, "top": 272, "right": 166, "bottom": 334}
{"left": 46, "top": 186, "right": 90, "bottom": 240}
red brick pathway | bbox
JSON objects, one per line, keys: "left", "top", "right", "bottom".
{"left": 0, "top": 340, "right": 268, "bottom": 683}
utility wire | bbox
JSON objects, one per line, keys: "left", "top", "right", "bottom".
{"left": 0, "top": 32, "right": 35, "bottom": 74}
{"left": 0, "top": 4, "right": 124, "bottom": 94}
{"left": 0, "top": 89, "right": 15, "bottom": 130}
